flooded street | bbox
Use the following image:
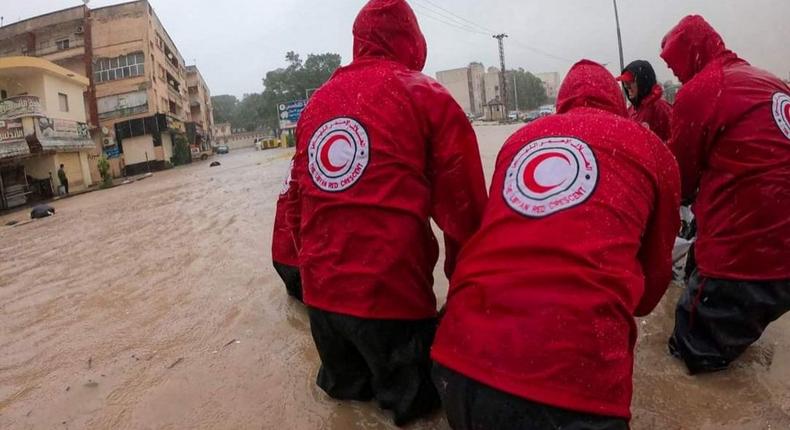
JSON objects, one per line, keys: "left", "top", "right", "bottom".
{"left": 1, "top": 124, "right": 789, "bottom": 429}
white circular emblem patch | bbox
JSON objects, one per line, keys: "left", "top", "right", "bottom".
{"left": 308, "top": 117, "right": 370, "bottom": 192}
{"left": 503, "top": 137, "right": 598, "bottom": 218}
{"left": 772, "top": 92, "right": 790, "bottom": 140}
{"left": 280, "top": 159, "right": 294, "bottom": 196}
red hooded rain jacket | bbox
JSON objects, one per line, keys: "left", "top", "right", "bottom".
{"left": 431, "top": 60, "right": 681, "bottom": 420}
{"left": 272, "top": 0, "right": 487, "bottom": 320}
{"left": 662, "top": 15, "right": 790, "bottom": 281}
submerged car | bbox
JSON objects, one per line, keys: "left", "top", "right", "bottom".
{"left": 215, "top": 145, "right": 230, "bottom": 155}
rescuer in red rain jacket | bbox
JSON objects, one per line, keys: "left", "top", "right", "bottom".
{"left": 617, "top": 60, "right": 673, "bottom": 141}
{"left": 662, "top": 15, "right": 790, "bottom": 375}
{"left": 430, "top": 60, "right": 680, "bottom": 429}
{"left": 272, "top": 159, "right": 302, "bottom": 301}
{"left": 272, "top": 0, "right": 487, "bottom": 425}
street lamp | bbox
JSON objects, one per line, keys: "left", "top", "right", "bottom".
{"left": 613, "top": 0, "right": 625, "bottom": 72}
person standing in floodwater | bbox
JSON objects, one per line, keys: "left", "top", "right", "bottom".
{"left": 431, "top": 60, "right": 680, "bottom": 429}
{"left": 57, "top": 164, "right": 69, "bottom": 195}
{"left": 662, "top": 15, "right": 790, "bottom": 374}
{"left": 272, "top": 0, "right": 487, "bottom": 425}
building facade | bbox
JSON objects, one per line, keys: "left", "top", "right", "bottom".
{"left": 435, "top": 62, "right": 486, "bottom": 116}
{"left": 0, "top": 57, "right": 94, "bottom": 209}
{"left": 186, "top": 65, "right": 214, "bottom": 152}
{"left": 535, "top": 72, "right": 561, "bottom": 99}
{"left": 0, "top": 1, "right": 211, "bottom": 178}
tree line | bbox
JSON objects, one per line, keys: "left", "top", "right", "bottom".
{"left": 211, "top": 52, "right": 342, "bottom": 133}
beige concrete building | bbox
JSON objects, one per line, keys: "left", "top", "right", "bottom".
{"left": 435, "top": 62, "right": 486, "bottom": 116}
{"left": 0, "top": 0, "right": 207, "bottom": 178}
{"left": 536, "top": 72, "right": 561, "bottom": 99}
{"left": 0, "top": 57, "right": 94, "bottom": 208}
{"left": 186, "top": 65, "right": 214, "bottom": 152}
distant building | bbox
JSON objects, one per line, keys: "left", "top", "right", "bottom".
{"left": 0, "top": 57, "right": 95, "bottom": 208}
{"left": 186, "top": 65, "right": 214, "bottom": 152}
{"left": 436, "top": 62, "right": 485, "bottom": 116}
{"left": 535, "top": 72, "right": 561, "bottom": 99}
{"left": 0, "top": 1, "right": 213, "bottom": 177}
{"left": 483, "top": 96, "right": 506, "bottom": 122}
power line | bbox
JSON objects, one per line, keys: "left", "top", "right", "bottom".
{"left": 411, "top": 4, "right": 490, "bottom": 36}
{"left": 415, "top": 0, "right": 494, "bottom": 34}
{"left": 411, "top": 0, "right": 574, "bottom": 66}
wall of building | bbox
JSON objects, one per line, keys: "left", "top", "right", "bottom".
{"left": 24, "top": 154, "right": 58, "bottom": 182}
{"left": 484, "top": 67, "right": 501, "bottom": 104}
{"left": 54, "top": 151, "right": 85, "bottom": 190}
{"left": 436, "top": 67, "right": 473, "bottom": 114}
{"left": 42, "top": 73, "right": 87, "bottom": 122}
{"left": 162, "top": 133, "right": 173, "bottom": 162}
{"left": 122, "top": 134, "right": 155, "bottom": 165}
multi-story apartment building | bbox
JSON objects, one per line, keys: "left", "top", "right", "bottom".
{"left": 186, "top": 65, "right": 214, "bottom": 152}
{"left": 0, "top": 1, "right": 206, "bottom": 177}
{"left": 0, "top": 57, "right": 95, "bottom": 208}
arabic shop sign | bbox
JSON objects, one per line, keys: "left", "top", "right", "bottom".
{"left": 0, "top": 96, "right": 45, "bottom": 120}
{"left": 36, "top": 117, "right": 91, "bottom": 141}
{"left": 0, "top": 119, "right": 25, "bottom": 143}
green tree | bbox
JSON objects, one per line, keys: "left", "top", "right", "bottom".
{"left": 506, "top": 69, "right": 548, "bottom": 112}
{"left": 171, "top": 134, "right": 191, "bottom": 166}
{"left": 211, "top": 94, "right": 239, "bottom": 124}
{"left": 259, "top": 51, "right": 342, "bottom": 131}
{"left": 207, "top": 52, "right": 341, "bottom": 133}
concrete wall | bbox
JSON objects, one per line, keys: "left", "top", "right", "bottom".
{"left": 162, "top": 133, "right": 173, "bottom": 162}
{"left": 42, "top": 73, "right": 87, "bottom": 122}
{"left": 436, "top": 67, "right": 472, "bottom": 114}
{"left": 122, "top": 135, "right": 155, "bottom": 165}
{"left": 24, "top": 154, "right": 58, "bottom": 182}
{"left": 55, "top": 151, "right": 85, "bottom": 190}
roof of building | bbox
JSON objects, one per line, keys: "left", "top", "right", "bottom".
{"left": 0, "top": 56, "right": 89, "bottom": 86}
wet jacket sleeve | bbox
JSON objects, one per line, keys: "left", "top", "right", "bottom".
{"left": 652, "top": 101, "right": 673, "bottom": 143}
{"left": 272, "top": 156, "right": 301, "bottom": 268}
{"left": 635, "top": 147, "right": 681, "bottom": 317}
{"left": 668, "top": 82, "right": 720, "bottom": 202}
{"left": 424, "top": 89, "right": 488, "bottom": 279}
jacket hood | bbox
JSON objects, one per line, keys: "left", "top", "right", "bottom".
{"left": 660, "top": 15, "right": 732, "bottom": 84}
{"left": 352, "top": 0, "right": 427, "bottom": 71}
{"left": 556, "top": 60, "right": 627, "bottom": 117}
{"left": 622, "top": 60, "right": 658, "bottom": 108}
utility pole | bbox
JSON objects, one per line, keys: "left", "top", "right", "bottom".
{"left": 493, "top": 34, "right": 508, "bottom": 117}
{"left": 613, "top": 0, "right": 625, "bottom": 72}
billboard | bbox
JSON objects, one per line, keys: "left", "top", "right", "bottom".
{"left": 278, "top": 100, "right": 306, "bottom": 130}
{"left": 0, "top": 96, "right": 45, "bottom": 120}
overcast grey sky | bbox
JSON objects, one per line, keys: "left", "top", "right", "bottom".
{"left": 4, "top": 0, "right": 790, "bottom": 97}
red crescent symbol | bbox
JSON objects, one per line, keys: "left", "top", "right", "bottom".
{"left": 784, "top": 103, "right": 790, "bottom": 123}
{"left": 523, "top": 152, "right": 571, "bottom": 194}
{"left": 320, "top": 134, "right": 352, "bottom": 173}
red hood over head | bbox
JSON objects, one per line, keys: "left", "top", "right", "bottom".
{"left": 353, "top": 0, "right": 427, "bottom": 71}
{"left": 556, "top": 60, "right": 627, "bottom": 117}
{"left": 660, "top": 15, "right": 731, "bottom": 84}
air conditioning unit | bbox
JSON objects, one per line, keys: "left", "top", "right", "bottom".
{"left": 75, "top": 25, "right": 85, "bottom": 34}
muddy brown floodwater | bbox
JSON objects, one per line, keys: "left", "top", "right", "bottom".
{"left": 1, "top": 124, "right": 789, "bottom": 430}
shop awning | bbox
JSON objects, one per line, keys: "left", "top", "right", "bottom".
{"left": 38, "top": 138, "right": 95, "bottom": 153}
{"left": 0, "top": 139, "right": 31, "bottom": 158}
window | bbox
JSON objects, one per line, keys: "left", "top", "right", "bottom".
{"left": 1, "top": 90, "right": 7, "bottom": 100}
{"left": 56, "top": 39, "right": 70, "bottom": 51}
{"left": 59, "top": 93, "right": 69, "bottom": 112}
{"left": 94, "top": 52, "right": 145, "bottom": 83}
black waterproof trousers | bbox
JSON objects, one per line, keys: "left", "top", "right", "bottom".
{"left": 307, "top": 307, "right": 439, "bottom": 427}
{"left": 670, "top": 269, "right": 790, "bottom": 374}
{"left": 432, "top": 364, "right": 628, "bottom": 430}
{"left": 273, "top": 262, "right": 302, "bottom": 302}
